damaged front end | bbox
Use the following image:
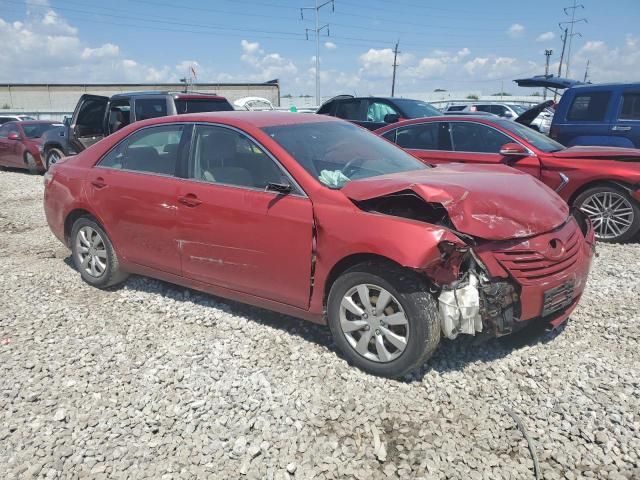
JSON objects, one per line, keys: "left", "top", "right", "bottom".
{"left": 353, "top": 190, "right": 522, "bottom": 340}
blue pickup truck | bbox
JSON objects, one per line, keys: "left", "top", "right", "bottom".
{"left": 515, "top": 77, "right": 640, "bottom": 149}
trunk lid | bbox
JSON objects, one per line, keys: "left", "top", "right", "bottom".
{"left": 342, "top": 164, "right": 569, "bottom": 240}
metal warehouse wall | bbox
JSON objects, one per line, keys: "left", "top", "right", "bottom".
{"left": 0, "top": 82, "right": 280, "bottom": 119}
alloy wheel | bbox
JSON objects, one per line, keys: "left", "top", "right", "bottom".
{"left": 47, "top": 150, "right": 61, "bottom": 169}
{"left": 579, "top": 191, "right": 634, "bottom": 240}
{"left": 339, "top": 284, "right": 409, "bottom": 363}
{"left": 75, "top": 226, "right": 108, "bottom": 278}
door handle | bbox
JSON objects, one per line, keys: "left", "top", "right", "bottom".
{"left": 178, "top": 193, "right": 202, "bottom": 207}
{"left": 612, "top": 125, "right": 631, "bottom": 131}
{"left": 91, "top": 177, "right": 107, "bottom": 189}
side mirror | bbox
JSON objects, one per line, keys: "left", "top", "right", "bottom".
{"left": 7, "top": 132, "right": 21, "bottom": 140}
{"left": 63, "top": 117, "right": 71, "bottom": 127}
{"left": 384, "top": 113, "right": 400, "bottom": 124}
{"left": 499, "top": 142, "right": 528, "bottom": 159}
{"left": 266, "top": 180, "right": 293, "bottom": 194}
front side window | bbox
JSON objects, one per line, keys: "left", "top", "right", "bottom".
{"left": 567, "top": 92, "right": 611, "bottom": 121}
{"left": 619, "top": 93, "right": 640, "bottom": 120}
{"left": 366, "top": 101, "right": 399, "bottom": 123}
{"left": 395, "top": 122, "right": 452, "bottom": 150}
{"left": 0, "top": 124, "right": 12, "bottom": 138}
{"left": 22, "top": 123, "right": 63, "bottom": 138}
{"left": 99, "top": 124, "right": 184, "bottom": 175}
{"left": 392, "top": 99, "right": 442, "bottom": 118}
{"left": 135, "top": 98, "right": 168, "bottom": 121}
{"left": 495, "top": 120, "right": 565, "bottom": 153}
{"left": 450, "top": 122, "right": 512, "bottom": 153}
{"left": 262, "top": 121, "right": 427, "bottom": 189}
{"left": 189, "top": 125, "right": 284, "bottom": 189}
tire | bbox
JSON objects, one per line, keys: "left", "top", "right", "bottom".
{"left": 45, "top": 147, "right": 65, "bottom": 170}
{"left": 327, "top": 261, "right": 440, "bottom": 378}
{"left": 24, "top": 152, "right": 40, "bottom": 174}
{"left": 70, "top": 216, "right": 128, "bottom": 288}
{"left": 574, "top": 185, "right": 640, "bottom": 243}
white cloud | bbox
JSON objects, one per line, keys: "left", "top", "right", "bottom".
{"left": 239, "top": 40, "right": 297, "bottom": 81}
{"left": 571, "top": 35, "right": 640, "bottom": 82}
{"left": 324, "top": 41, "right": 337, "bottom": 50}
{"left": 536, "top": 31, "right": 555, "bottom": 42}
{"left": 507, "top": 23, "right": 525, "bottom": 38}
{"left": 358, "top": 48, "right": 414, "bottom": 77}
{"left": 81, "top": 43, "right": 119, "bottom": 60}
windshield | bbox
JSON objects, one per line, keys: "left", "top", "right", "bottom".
{"left": 393, "top": 99, "right": 442, "bottom": 118}
{"left": 509, "top": 104, "right": 528, "bottom": 115}
{"left": 175, "top": 99, "right": 234, "bottom": 114}
{"left": 262, "top": 121, "right": 427, "bottom": 189}
{"left": 22, "top": 123, "right": 63, "bottom": 138}
{"left": 496, "top": 120, "right": 565, "bottom": 152}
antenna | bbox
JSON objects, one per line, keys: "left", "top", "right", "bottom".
{"left": 301, "top": 0, "right": 334, "bottom": 107}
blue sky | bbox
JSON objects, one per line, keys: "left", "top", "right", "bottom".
{"left": 0, "top": 0, "right": 638, "bottom": 97}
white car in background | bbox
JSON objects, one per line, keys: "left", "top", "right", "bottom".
{"left": 233, "top": 97, "right": 275, "bottom": 111}
{"left": 0, "top": 114, "right": 37, "bottom": 125}
{"left": 444, "top": 102, "right": 554, "bottom": 134}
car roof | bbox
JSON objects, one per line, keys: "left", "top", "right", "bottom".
{"left": 16, "top": 120, "right": 63, "bottom": 125}
{"left": 374, "top": 115, "right": 500, "bottom": 132}
{"left": 133, "top": 111, "right": 343, "bottom": 129}
{"left": 110, "top": 91, "right": 227, "bottom": 100}
{"left": 568, "top": 82, "right": 640, "bottom": 90}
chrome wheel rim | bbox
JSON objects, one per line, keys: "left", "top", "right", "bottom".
{"left": 47, "top": 151, "right": 61, "bottom": 168}
{"left": 579, "top": 191, "right": 634, "bottom": 240}
{"left": 75, "top": 226, "right": 108, "bottom": 278}
{"left": 339, "top": 284, "right": 409, "bottom": 363}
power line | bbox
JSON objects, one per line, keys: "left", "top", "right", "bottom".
{"left": 301, "top": 0, "right": 334, "bottom": 106}
{"left": 560, "top": 0, "right": 587, "bottom": 78}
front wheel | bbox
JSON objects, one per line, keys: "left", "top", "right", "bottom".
{"left": 574, "top": 185, "right": 640, "bottom": 243}
{"left": 327, "top": 262, "right": 440, "bottom": 378}
{"left": 46, "top": 148, "right": 65, "bottom": 170}
{"left": 70, "top": 216, "right": 128, "bottom": 288}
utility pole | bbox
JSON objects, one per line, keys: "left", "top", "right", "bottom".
{"left": 544, "top": 49, "right": 553, "bottom": 100}
{"left": 560, "top": 0, "right": 587, "bottom": 78}
{"left": 583, "top": 59, "right": 590, "bottom": 82}
{"left": 391, "top": 40, "right": 400, "bottom": 97}
{"left": 301, "top": 0, "right": 334, "bottom": 107}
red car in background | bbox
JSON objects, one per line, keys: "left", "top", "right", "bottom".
{"left": 0, "top": 121, "right": 63, "bottom": 173}
{"left": 376, "top": 116, "right": 640, "bottom": 243}
{"left": 44, "top": 112, "right": 594, "bottom": 377}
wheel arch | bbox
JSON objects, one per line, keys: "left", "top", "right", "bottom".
{"left": 568, "top": 179, "right": 638, "bottom": 207}
{"left": 323, "top": 253, "right": 408, "bottom": 309}
{"left": 64, "top": 208, "right": 103, "bottom": 245}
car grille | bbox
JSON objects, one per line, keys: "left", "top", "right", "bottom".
{"left": 493, "top": 229, "right": 580, "bottom": 285}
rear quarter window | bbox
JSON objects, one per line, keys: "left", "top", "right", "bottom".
{"left": 567, "top": 92, "right": 611, "bottom": 121}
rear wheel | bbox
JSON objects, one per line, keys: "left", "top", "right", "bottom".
{"left": 70, "top": 216, "right": 128, "bottom": 288}
{"left": 46, "top": 148, "right": 65, "bottom": 170}
{"left": 327, "top": 262, "right": 440, "bottom": 378}
{"left": 574, "top": 185, "right": 640, "bottom": 243}
{"left": 24, "top": 152, "right": 39, "bottom": 174}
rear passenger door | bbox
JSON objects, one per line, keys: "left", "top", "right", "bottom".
{"left": 388, "top": 121, "right": 458, "bottom": 165}
{"left": 86, "top": 123, "right": 189, "bottom": 275}
{"left": 613, "top": 89, "right": 640, "bottom": 148}
{"left": 175, "top": 124, "right": 314, "bottom": 308}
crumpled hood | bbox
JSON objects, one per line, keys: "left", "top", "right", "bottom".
{"left": 342, "top": 164, "right": 569, "bottom": 240}
{"left": 551, "top": 146, "right": 640, "bottom": 161}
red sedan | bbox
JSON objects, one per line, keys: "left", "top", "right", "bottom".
{"left": 44, "top": 112, "right": 594, "bottom": 377}
{"left": 0, "top": 121, "right": 63, "bottom": 173}
{"left": 375, "top": 116, "right": 640, "bottom": 243}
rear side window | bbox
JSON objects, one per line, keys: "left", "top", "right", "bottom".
{"left": 99, "top": 124, "right": 185, "bottom": 176}
{"left": 135, "top": 98, "right": 168, "bottom": 121}
{"left": 450, "top": 122, "right": 512, "bottom": 153}
{"left": 175, "top": 99, "right": 234, "bottom": 114}
{"left": 395, "top": 122, "right": 452, "bottom": 150}
{"left": 567, "top": 92, "right": 611, "bottom": 121}
{"left": 335, "top": 100, "right": 362, "bottom": 120}
{"left": 619, "top": 93, "right": 640, "bottom": 120}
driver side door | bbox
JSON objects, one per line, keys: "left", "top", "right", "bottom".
{"left": 70, "top": 94, "right": 109, "bottom": 152}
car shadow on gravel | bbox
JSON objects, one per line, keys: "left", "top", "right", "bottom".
{"left": 62, "top": 256, "right": 569, "bottom": 382}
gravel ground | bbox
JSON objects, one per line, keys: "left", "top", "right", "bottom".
{"left": 0, "top": 169, "right": 638, "bottom": 480}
